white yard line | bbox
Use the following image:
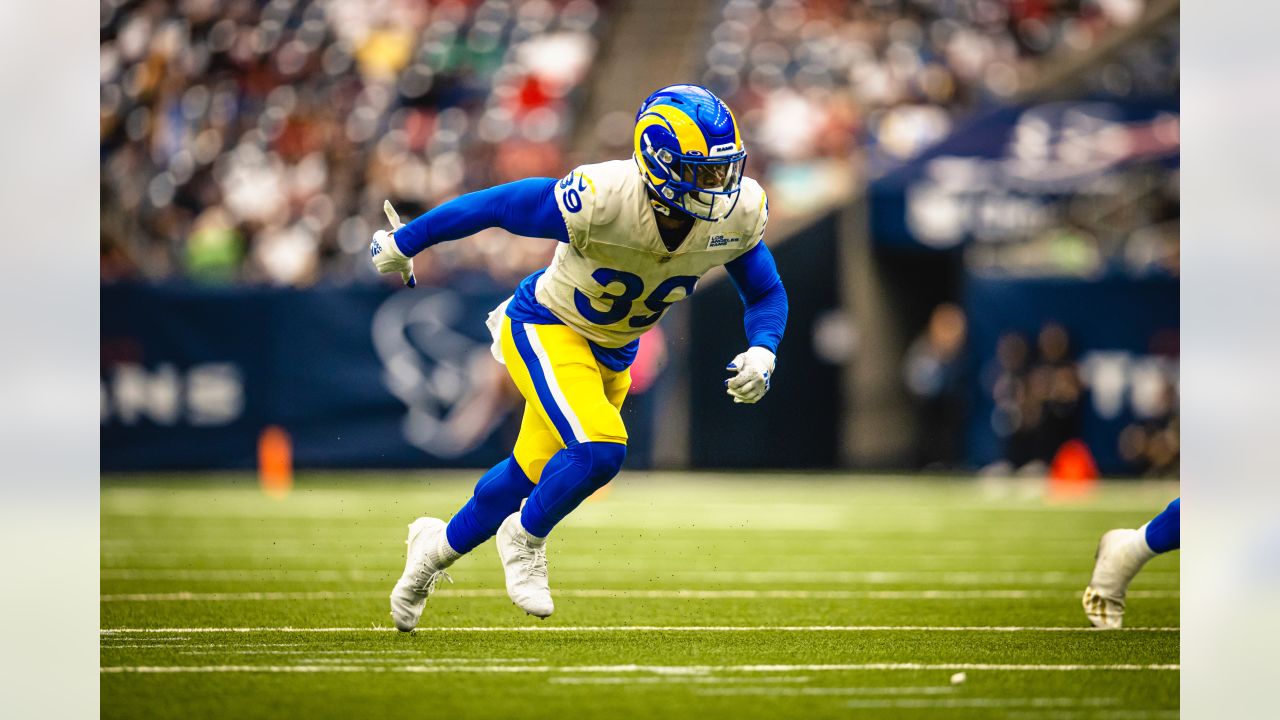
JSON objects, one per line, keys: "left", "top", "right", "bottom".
{"left": 103, "top": 643, "right": 309, "bottom": 650}
{"left": 843, "top": 697, "right": 1120, "bottom": 709}
{"left": 101, "top": 663, "right": 1179, "bottom": 674}
{"left": 1080, "top": 707, "right": 1177, "bottom": 712}
{"left": 100, "top": 541, "right": 1093, "bottom": 561}
{"left": 595, "top": 570, "right": 1180, "bottom": 584}
{"left": 99, "top": 568, "right": 1177, "bottom": 584}
{"left": 102, "top": 569, "right": 386, "bottom": 581}
{"left": 548, "top": 676, "right": 813, "bottom": 685}
{"left": 282, "top": 655, "right": 547, "bottom": 661}
{"left": 99, "top": 588, "right": 1179, "bottom": 602}
{"left": 100, "top": 625, "right": 1178, "bottom": 634}
{"left": 101, "top": 513, "right": 860, "bottom": 530}
{"left": 168, "top": 651, "right": 540, "bottom": 660}
{"left": 103, "top": 591, "right": 378, "bottom": 602}
{"left": 696, "top": 686, "right": 958, "bottom": 696}
{"left": 100, "top": 502, "right": 1177, "bottom": 522}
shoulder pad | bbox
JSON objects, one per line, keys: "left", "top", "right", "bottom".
{"left": 553, "top": 160, "right": 635, "bottom": 247}
{"left": 734, "top": 176, "right": 768, "bottom": 253}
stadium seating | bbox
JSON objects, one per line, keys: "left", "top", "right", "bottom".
{"left": 101, "top": 0, "right": 608, "bottom": 286}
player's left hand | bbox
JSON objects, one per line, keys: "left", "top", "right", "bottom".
{"left": 725, "top": 347, "right": 775, "bottom": 404}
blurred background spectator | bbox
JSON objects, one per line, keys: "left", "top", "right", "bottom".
{"left": 979, "top": 320, "right": 1178, "bottom": 477}
{"left": 1117, "top": 376, "right": 1178, "bottom": 477}
{"left": 983, "top": 323, "right": 1085, "bottom": 474}
{"left": 902, "top": 302, "right": 967, "bottom": 468}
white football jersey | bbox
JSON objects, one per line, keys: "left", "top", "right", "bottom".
{"left": 535, "top": 159, "right": 768, "bottom": 348}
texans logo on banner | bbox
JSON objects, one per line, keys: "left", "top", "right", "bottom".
{"left": 371, "top": 290, "right": 512, "bottom": 459}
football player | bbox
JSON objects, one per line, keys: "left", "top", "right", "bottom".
{"left": 1083, "top": 498, "right": 1180, "bottom": 628}
{"left": 372, "top": 85, "right": 788, "bottom": 630}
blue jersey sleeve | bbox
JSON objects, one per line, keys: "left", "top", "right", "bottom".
{"left": 724, "top": 242, "right": 788, "bottom": 354}
{"left": 392, "top": 177, "right": 570, "bottom": 256}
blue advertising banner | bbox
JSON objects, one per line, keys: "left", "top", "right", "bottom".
{"left": 102, "top": 283, "right": 523, "bottom": 471}
{"left": 868, "top": 100, "right": 1179, "bottom": 251}
{"left": 964, "top": 274, "right": 1179, "bottom": 474}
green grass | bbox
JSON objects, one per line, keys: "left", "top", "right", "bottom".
{"left": 101, "top": 472, "right": 1179, "bottom": 719}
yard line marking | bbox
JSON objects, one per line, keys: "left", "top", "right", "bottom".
{"left": 99, "top": 588, "right": 1179, "bottom": 602}
{"left": 101, "top": 502, "right": 1176, "bottom": 522}
{"left": 101, "top": 644, "right": 194, "bottom": 649}
{"left": 103, "top": 591, "right": 377, "bottom": 602}
{"left": 230, "top": 654, "right": 538, "bottom": 662}
{"left": 98, "top": 536, "right": 1126, "bottom": 553}
{"left": 169, "top": 651, "right": 541, "bottom": 661}
{"left": 98, "top": 568, "right": 1177, "bottom": 585}
{"left": 100, "top": 625, "right": 1178, "bottom": 634}
{"left": 697, "top": 686, "right": 958, "bottom": 696}
{"left": 102, "top": 569, "right": 388, "bottom": 581}
{"left": 549, "top": 676, "right": 813, "bottom": 685}
{"left": 633, "top": 571, "right": 1180, "bottom": 584}
{"left": 99, "top": 636, "right": 191, "bottom": 642}
{"left": 103, "top": 665, "right": 374, "bottom": 674}
{"left": 101, "top": 663, "right": 1179, "bottom": 674}
{"left": 101, "top": 540, "right": 1095, "bottom": 560}
{"left": 844, "top": 697, "right": 1120, "bottom": 708}
{"left": 103, "top": 643, "right": 310, "bottom": 650}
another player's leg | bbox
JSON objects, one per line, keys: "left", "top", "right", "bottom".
{"left": 1084, "top": 498, "right": 1180, "bottom": 628}
{"left": 495, "top": 319, "right": 630, "bottom": 617}
{"left": 389, "top": 456, "right": 535, "bottom": 631}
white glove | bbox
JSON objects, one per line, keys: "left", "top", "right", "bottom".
{"left": 371, "top": 200, "right": 416, "bottom": 288}
{"left": 725, "top": 346, "right": 775, "bottom": 404}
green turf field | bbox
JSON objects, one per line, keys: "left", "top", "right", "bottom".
{"left": 101, "top": 473, "right": 1179, "bottom": 719}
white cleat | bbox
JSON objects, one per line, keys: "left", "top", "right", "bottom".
{"left": 496, "top": 512, "right": 554, "bottom": 618}
{"left": 1082, "top": 585, "right": 1124, "bottom": 629}
{"left": 389, "top": 517, "right": 453, "bottom": 632}
{"left": 1082, "top": 528, "right": 1150, "bottom": 629}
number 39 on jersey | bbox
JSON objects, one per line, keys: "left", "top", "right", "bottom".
{"left": 535, "top": 159, "right": 769, "bottom": 349}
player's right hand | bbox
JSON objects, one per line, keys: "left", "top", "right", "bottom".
{"left": 371, "top": 229, "right": 416, "bottom": 288}
{"left": 725, "top": 346, "right": 775, "bottom": 404}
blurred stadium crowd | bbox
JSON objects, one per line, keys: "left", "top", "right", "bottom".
{"left": 699, "top": 0, "right": 1175, "bottom": 213}
{"left": 101, "top": 0, "right": 1174, "bottom": 287}
{"left": 101, "top": 0, "right": 604, "bottom": 286}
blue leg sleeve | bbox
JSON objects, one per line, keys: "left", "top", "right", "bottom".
{"left": 1144, "top": 498, "right": 1180, "bottom": 554}
{"left": 445, "top": 457, "right": 536, "bottom": 554}
{"left": 520, "top": 442, "right": 626, "bottom": 537}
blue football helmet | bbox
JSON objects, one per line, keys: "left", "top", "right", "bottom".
{"left": 633, "top": 84, "right": 747, "bottom": 222}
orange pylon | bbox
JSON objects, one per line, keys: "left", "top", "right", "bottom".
{"left": 1048, "top": 439, "right": 1099, "bottom": 501}
{"left": 258, "top": 425, "right": 293, "bottom": 499}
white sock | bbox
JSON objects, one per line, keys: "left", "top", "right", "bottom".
{"left": 426, "top": 531, "right": 461, "bottom": 569}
